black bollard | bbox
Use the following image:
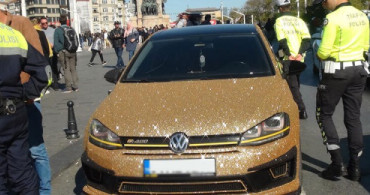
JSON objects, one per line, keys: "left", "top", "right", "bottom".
{"left": 64, "top": 101, "right": 80, "bottom": 139}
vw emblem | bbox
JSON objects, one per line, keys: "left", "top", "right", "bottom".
{"left": 169, "top": 132, "right": 189, "bottom": 154}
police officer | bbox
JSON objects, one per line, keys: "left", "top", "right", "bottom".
{"left": 274, "top": 0, "right": 311, "bottom": 119}
{"left": 0, "top": 23, "right": 48, "bottom": 194}
{"left": 314, "top": 0, "right": 369, "bottom": 181}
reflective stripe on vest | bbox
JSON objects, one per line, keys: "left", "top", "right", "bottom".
{"left": 0, "top": 23, "right": 28, "bottom": 57}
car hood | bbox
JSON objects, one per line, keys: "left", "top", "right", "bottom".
{"left": 93, "top": 76, "right": 293, "bottom": 136}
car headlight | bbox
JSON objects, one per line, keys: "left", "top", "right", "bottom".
{"left": 239, "top": 113, "right": 290, "bottom": 146}
{"left": 89, "top": 119, "right": 123, "bottom": 149}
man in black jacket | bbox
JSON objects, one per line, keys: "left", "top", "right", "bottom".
{"left": 109, "top": 21, "right": 125, "bottom": 69}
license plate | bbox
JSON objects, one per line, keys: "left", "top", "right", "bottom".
{"left": 144, "top": 159, "right": 216, "bottom": 177}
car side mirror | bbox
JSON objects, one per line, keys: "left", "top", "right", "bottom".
{"left": 282, "top": 60, "right": 307, "bottom": 76}
{"left": 104, "top": 68, "right": 124, "bottom": 84}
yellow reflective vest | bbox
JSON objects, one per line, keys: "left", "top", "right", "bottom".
{"left": 0, "top": 23, "right": 28, "bottom": 56}
{"left": 317, "top": 3, "right": 369, "bottom": 61}
{"left": 274, "top": 13, "right": 311, "bottom": 62}
{"left": 0, "top": 23, "right": 48, "bottom": 99}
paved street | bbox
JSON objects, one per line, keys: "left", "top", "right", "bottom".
{"left": 47, "top": 48, "right": 370, "bottom": 194}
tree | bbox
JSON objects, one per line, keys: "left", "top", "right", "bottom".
{"left": 242, "top": 0, "right": 369, "bottom": 24}
{"left": 242, "top": 0, "right": 275, "bottom": 23}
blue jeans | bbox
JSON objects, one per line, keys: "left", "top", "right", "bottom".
{"left": 128, "top": 50, "right": 135, "bottom": 61}
{"left": 27, "top": 101, "right": 52, "bottom": 195}
{"left": 114, "top": 47, "right": 125, "bottom": 68}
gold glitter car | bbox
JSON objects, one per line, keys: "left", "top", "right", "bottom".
{"left": 82, "top": 24, "right": 301, "bottom": 194}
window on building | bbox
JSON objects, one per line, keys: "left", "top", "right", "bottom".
{"left": 60, "top": 0, "right": 67, "bottom": 6}
{"left": 46, "top": 0, "right": 50, "bottom": 4}
{"left": 103, "top": 8, "right": 108, "bottom": 12}
{"left": 60, "top": 8, "right": 67, "bottom": 14}
{"left": 104, "top": 16, "right": 108, "bottom": 21}
{"left": 93, "top": 8, "right": 98, "bottom": 13}
{"left": 92, "top": 0, "right": 97, "bottom": 4}
{"left": 94, "top": 17, "right": 98, "bottom": 22}
{"left": 102, "top": 0, "right": 107, "bottom": 4}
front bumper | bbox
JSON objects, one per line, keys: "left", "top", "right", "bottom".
{"left": 82, "top": 146, "right": 300, "bottom": 194}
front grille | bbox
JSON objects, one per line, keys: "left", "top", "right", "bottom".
{"left": 82, "top": 147, "right": 298, "bottom": 194}
{"left": 121, "top": 134, "right": 241, "bottom": 149}
{"left": 119, "top": 180, "right": 247, "bottom": 194}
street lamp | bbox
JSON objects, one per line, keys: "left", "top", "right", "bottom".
{"left": 231, "top": 10, "right": 245, "bottom": 24}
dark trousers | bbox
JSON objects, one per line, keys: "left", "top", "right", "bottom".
{"left": 0, "top": 105, "right": 39, "bottom": 194}
{"left": 316, "top": 66, "right": 367, "bottom": 155}
{"left": 50, "top": 55, "right": 59, "bottom": 89}
{"left": 286, "top": 74, "right": 305, "bottom": 111}
{"left": 90, "top": 49, "right": 104, "bottom": 63}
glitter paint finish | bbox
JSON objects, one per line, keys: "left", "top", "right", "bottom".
{"left": 82, "top": 25, "right": 301, "bottom": 194}
{"left": 92, "top": 76, "right": 291, "bottom": 137}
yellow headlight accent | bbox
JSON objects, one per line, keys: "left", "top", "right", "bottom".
{"left": 89, "top": 134, "right": 122, "bottom": 147}
{"left": 240, "top": 126, "right": 290, "bottom": 144}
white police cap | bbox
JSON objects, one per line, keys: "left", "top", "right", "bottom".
{"left": 275, "top": 0, "right": 291, "bottom": 7}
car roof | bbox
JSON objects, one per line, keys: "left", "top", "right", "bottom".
{"left": 151, "top": 24, "right": 259, "bottom": 40}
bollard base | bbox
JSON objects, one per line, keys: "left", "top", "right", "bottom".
{"left": 64, "top": 129, "right": 80, "bottom": 139}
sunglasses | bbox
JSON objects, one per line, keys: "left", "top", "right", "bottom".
{"left": 41, "top": 22, "right": 48, "bottom": 25}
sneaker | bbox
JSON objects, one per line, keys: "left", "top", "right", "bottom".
{"left": 102, "top": 61, "right": 107, "bottom": 66}
{"left": 61, "top": 89, "right": 73, "bottom": 94}
{"left": 73, "top": 88, "right": 79, "bottom": 92}
{"left": 88, "top": 62, "right": 93, "bottom": 67}
{"left": 45, "top": 90, "right": 50, "bottom": 95}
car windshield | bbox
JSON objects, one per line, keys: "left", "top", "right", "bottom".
{"left": 124, "top": 33, "right": 274, "bottom": 82}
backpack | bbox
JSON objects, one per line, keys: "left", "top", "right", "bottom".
{"left": 62, "top": 26, "right": 79, "bottom": 53}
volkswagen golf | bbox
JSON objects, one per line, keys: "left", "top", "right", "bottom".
{"left": 82, "top": 24, "right": 301, "bottom": 194}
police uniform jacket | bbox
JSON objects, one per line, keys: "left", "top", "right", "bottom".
{"left": 274, "top": 12, "right": 311, "bottom": 62}
{"left": 317, "top": 2, "right": 369, "bottom": 62}
{"left": 0, "top": 24, "right": 48, "bottom": 100}
{"left": 2, "top": 10, "right": 45, "bottom": 85}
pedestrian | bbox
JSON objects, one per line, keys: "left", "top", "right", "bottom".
{"left": 108, "top": 21, "right": 126, "bottom": 69}
{"left": 124, "top": 22, "right": 139, "bottom": 61}
{"left": 274, "top": 0, "right": 311, "bottom": 119}
{"left": 103, "top": 30, "right": 110, "bottom": 48}
{"left": 29, "top": 17, "right": 53, "bottom": 194}
{"left": 88, "top": 33, "right": 107, "bottom": 66}
{"left": 201, "top": 14, "right": 212, "bottom": 25}
{"left": 54, "top": 15, "right": 79, "bottom": 93}
{"left": 313, "top": 0, "right": 369, "bottom": 181}
{"left": 40, "top": 16, "right": 60, "bottom": 91}
{"left": 176, "top": 13, "right": 187, "bottom": 28}
{"left": 0, "top": 21, "right": 49, "bottom": 195}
